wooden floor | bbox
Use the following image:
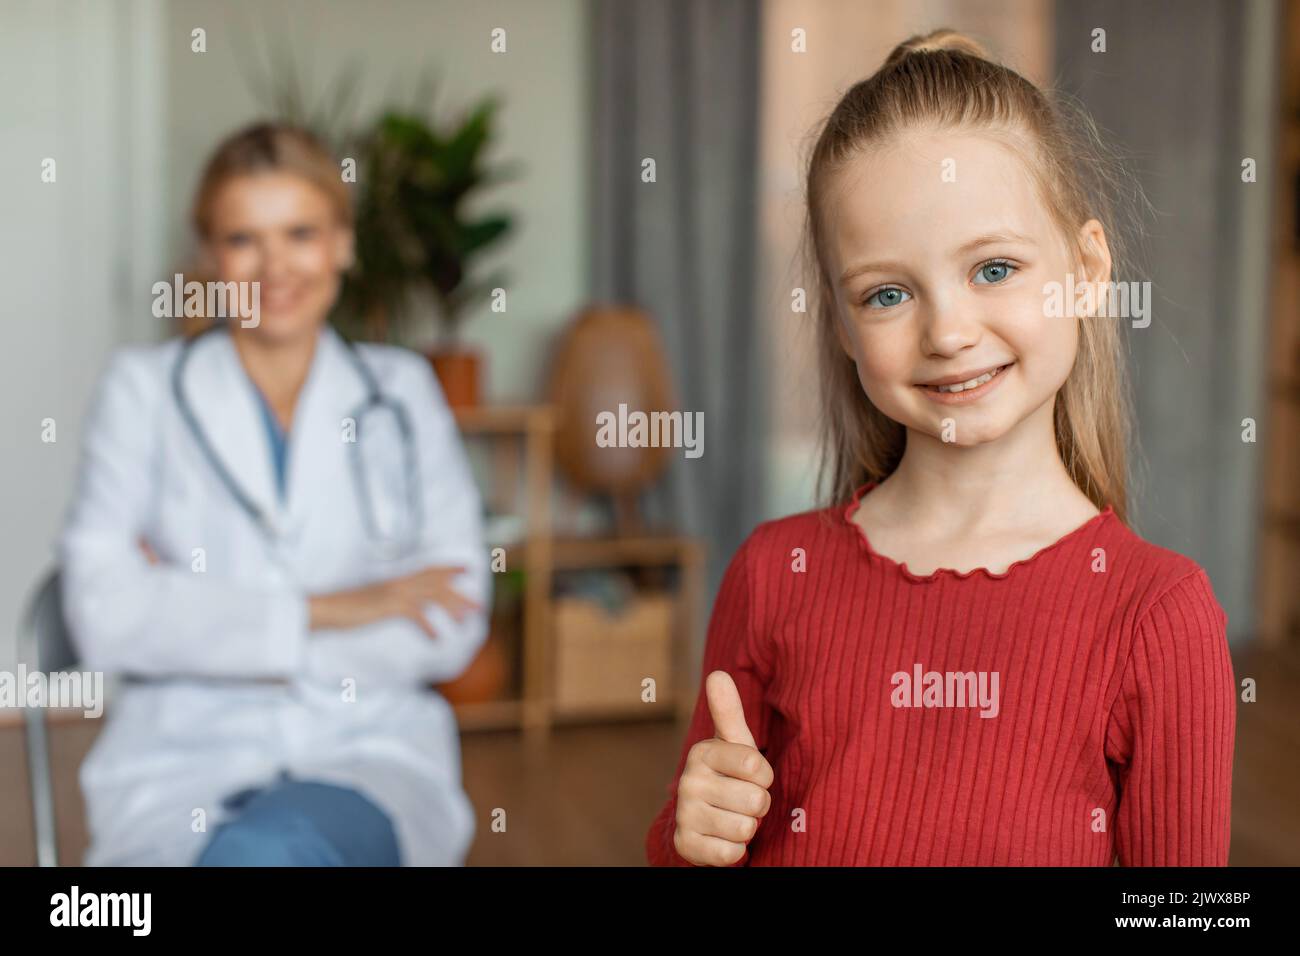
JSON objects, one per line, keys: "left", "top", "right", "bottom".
{"left": 2, "top": 642, "right": 1297, "bottom": 867}
{"left": 0, "top": 714, "right": 684, "bottom": 867}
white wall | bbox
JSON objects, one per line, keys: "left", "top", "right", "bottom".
{"left": 0, "top": 0, "right": 166, "bottom": 674}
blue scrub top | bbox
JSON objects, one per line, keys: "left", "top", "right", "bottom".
{"left": 250, "top": 386, "right": 289, "bottom": 501}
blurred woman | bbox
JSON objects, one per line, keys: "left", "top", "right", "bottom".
{"left": 60, "top": 123, "right": 491, "bottom": 866}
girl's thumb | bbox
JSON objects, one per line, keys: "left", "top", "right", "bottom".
{"left": 706, "top": 670, "right": 757, "bottom": 748}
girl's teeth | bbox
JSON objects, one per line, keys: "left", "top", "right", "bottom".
{"left": 935, "top": 367, "right": 1000, "bottom": 392}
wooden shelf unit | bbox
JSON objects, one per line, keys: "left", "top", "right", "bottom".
{"left": 447, "top": 404, "right": 555, "bottom": 742}
{"left": 447, "top": 404, "right": 703, "bottom": 737}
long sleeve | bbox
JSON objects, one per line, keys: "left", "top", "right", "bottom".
{"left": 1105, "top": 569, "right": 1236, "bottom": 865}
{"left": 646, "top": 532, "right": 774, "bottom": 866}
{"left": 59, "top": 349, "right": 309, "bottom": 679}
{"left": 303, "top": 352, "right": 492, "bottom": 688}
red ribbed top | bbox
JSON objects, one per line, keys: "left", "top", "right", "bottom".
{"left": 647, "top": 482, "right": 1236, "bottom": 866}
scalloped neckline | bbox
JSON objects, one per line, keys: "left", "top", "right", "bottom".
{"left": 841, "top": 480, "right": 1115, "bottom": 584}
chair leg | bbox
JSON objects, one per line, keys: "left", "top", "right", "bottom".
{"left": 22, "top": 709, "right": 59, "bottom": 867}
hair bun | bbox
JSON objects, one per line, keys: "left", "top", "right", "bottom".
{"left": 884, "top": 29, "right": 991, "bottom": 67}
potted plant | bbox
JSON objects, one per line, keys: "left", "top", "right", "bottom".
{"left": 342, "top": 104, "right": 518, "bottom": 405}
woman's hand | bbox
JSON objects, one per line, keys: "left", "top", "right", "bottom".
{"left": 672, "top": 671, "right": 774, "bottom": 866}
{"left": 308, "top": 565, "right": 482, "bottom": 639}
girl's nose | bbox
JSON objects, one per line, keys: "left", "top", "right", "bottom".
{"left": 918, "top": 294, "right": 983, "bottom": 356}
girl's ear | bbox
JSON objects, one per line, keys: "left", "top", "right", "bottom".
{"left": 1077, "top": 219, "right": 1112, "bottom": 298}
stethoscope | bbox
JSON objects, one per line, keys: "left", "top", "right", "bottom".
{"left": 171, "top": 324, "right": 424, "bottom": 555}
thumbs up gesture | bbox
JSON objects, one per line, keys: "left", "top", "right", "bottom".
{"left": 672, "top": 670, "right": 774, "bottom": 866}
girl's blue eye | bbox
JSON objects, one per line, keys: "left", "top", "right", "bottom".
{"left": 864, "top": 286, "right": 911, "bottom": 309}
{"left": 974, "top": 260, "right": 1015, "bottom": 285}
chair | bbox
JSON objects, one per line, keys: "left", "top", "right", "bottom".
{"left": 17, "top": 569, "right": 79, "bottom": 867}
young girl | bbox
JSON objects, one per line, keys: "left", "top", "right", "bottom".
{"left": 646, "top": 30, "right": 1235, "bottom": 867}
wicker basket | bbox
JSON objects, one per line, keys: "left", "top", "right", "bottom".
{"left": 553, "top": 591, "right": 675, "bottom": 713}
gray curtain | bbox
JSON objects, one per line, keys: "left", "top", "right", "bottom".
{"left": 1054, "top": 0, "right": 1280, "bottom": 643}
{"left": 589, "top": 0, "right": 766, "bottom": 632}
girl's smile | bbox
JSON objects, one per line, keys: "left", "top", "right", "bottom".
{"left": 915, "top": 360, "right": 1015, "bottom": 404}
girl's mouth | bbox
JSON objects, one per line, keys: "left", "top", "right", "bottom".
{"left": 916, "top": 363, "right": 1014, "bottom": 404}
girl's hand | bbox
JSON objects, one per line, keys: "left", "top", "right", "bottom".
{"left": 672, "top": 670, "right": 774, "bottom": 866}
{"left": 308, "top": 565, "right": 482, "bottom": 638}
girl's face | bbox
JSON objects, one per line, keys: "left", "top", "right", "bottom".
{"left": 204, "top": 172, "right": 353, "bottom": 344}
{"left": 826, "top": 128, "right": 1108, "bottom": 447}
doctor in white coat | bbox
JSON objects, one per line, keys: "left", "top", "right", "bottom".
{"left": 59, "top": 123, "right": 491, "bottom": 866}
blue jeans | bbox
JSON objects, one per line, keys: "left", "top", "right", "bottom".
{"left": 197, "top": 773, "right": 402, "bottom": 866}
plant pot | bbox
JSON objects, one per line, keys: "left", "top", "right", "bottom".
{"left": 437, "top": 632, "right": 510, "bottom": 705}
{"left": 428, "top": 347, "right": 482, "bottom": 408}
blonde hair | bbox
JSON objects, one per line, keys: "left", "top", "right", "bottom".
{"left": 803, "top": 28, "right": 1144, "bottom": 524}
{"left": 191, "top": 122, "right": 352, "bottom": 239}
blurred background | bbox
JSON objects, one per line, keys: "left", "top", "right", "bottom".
{"left": 1, "top": 0, "right": 1297, "bottom": 865}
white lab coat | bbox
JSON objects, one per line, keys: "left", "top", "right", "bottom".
{"left": 58, "top": 324, "right": 491, "bottom": 866}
